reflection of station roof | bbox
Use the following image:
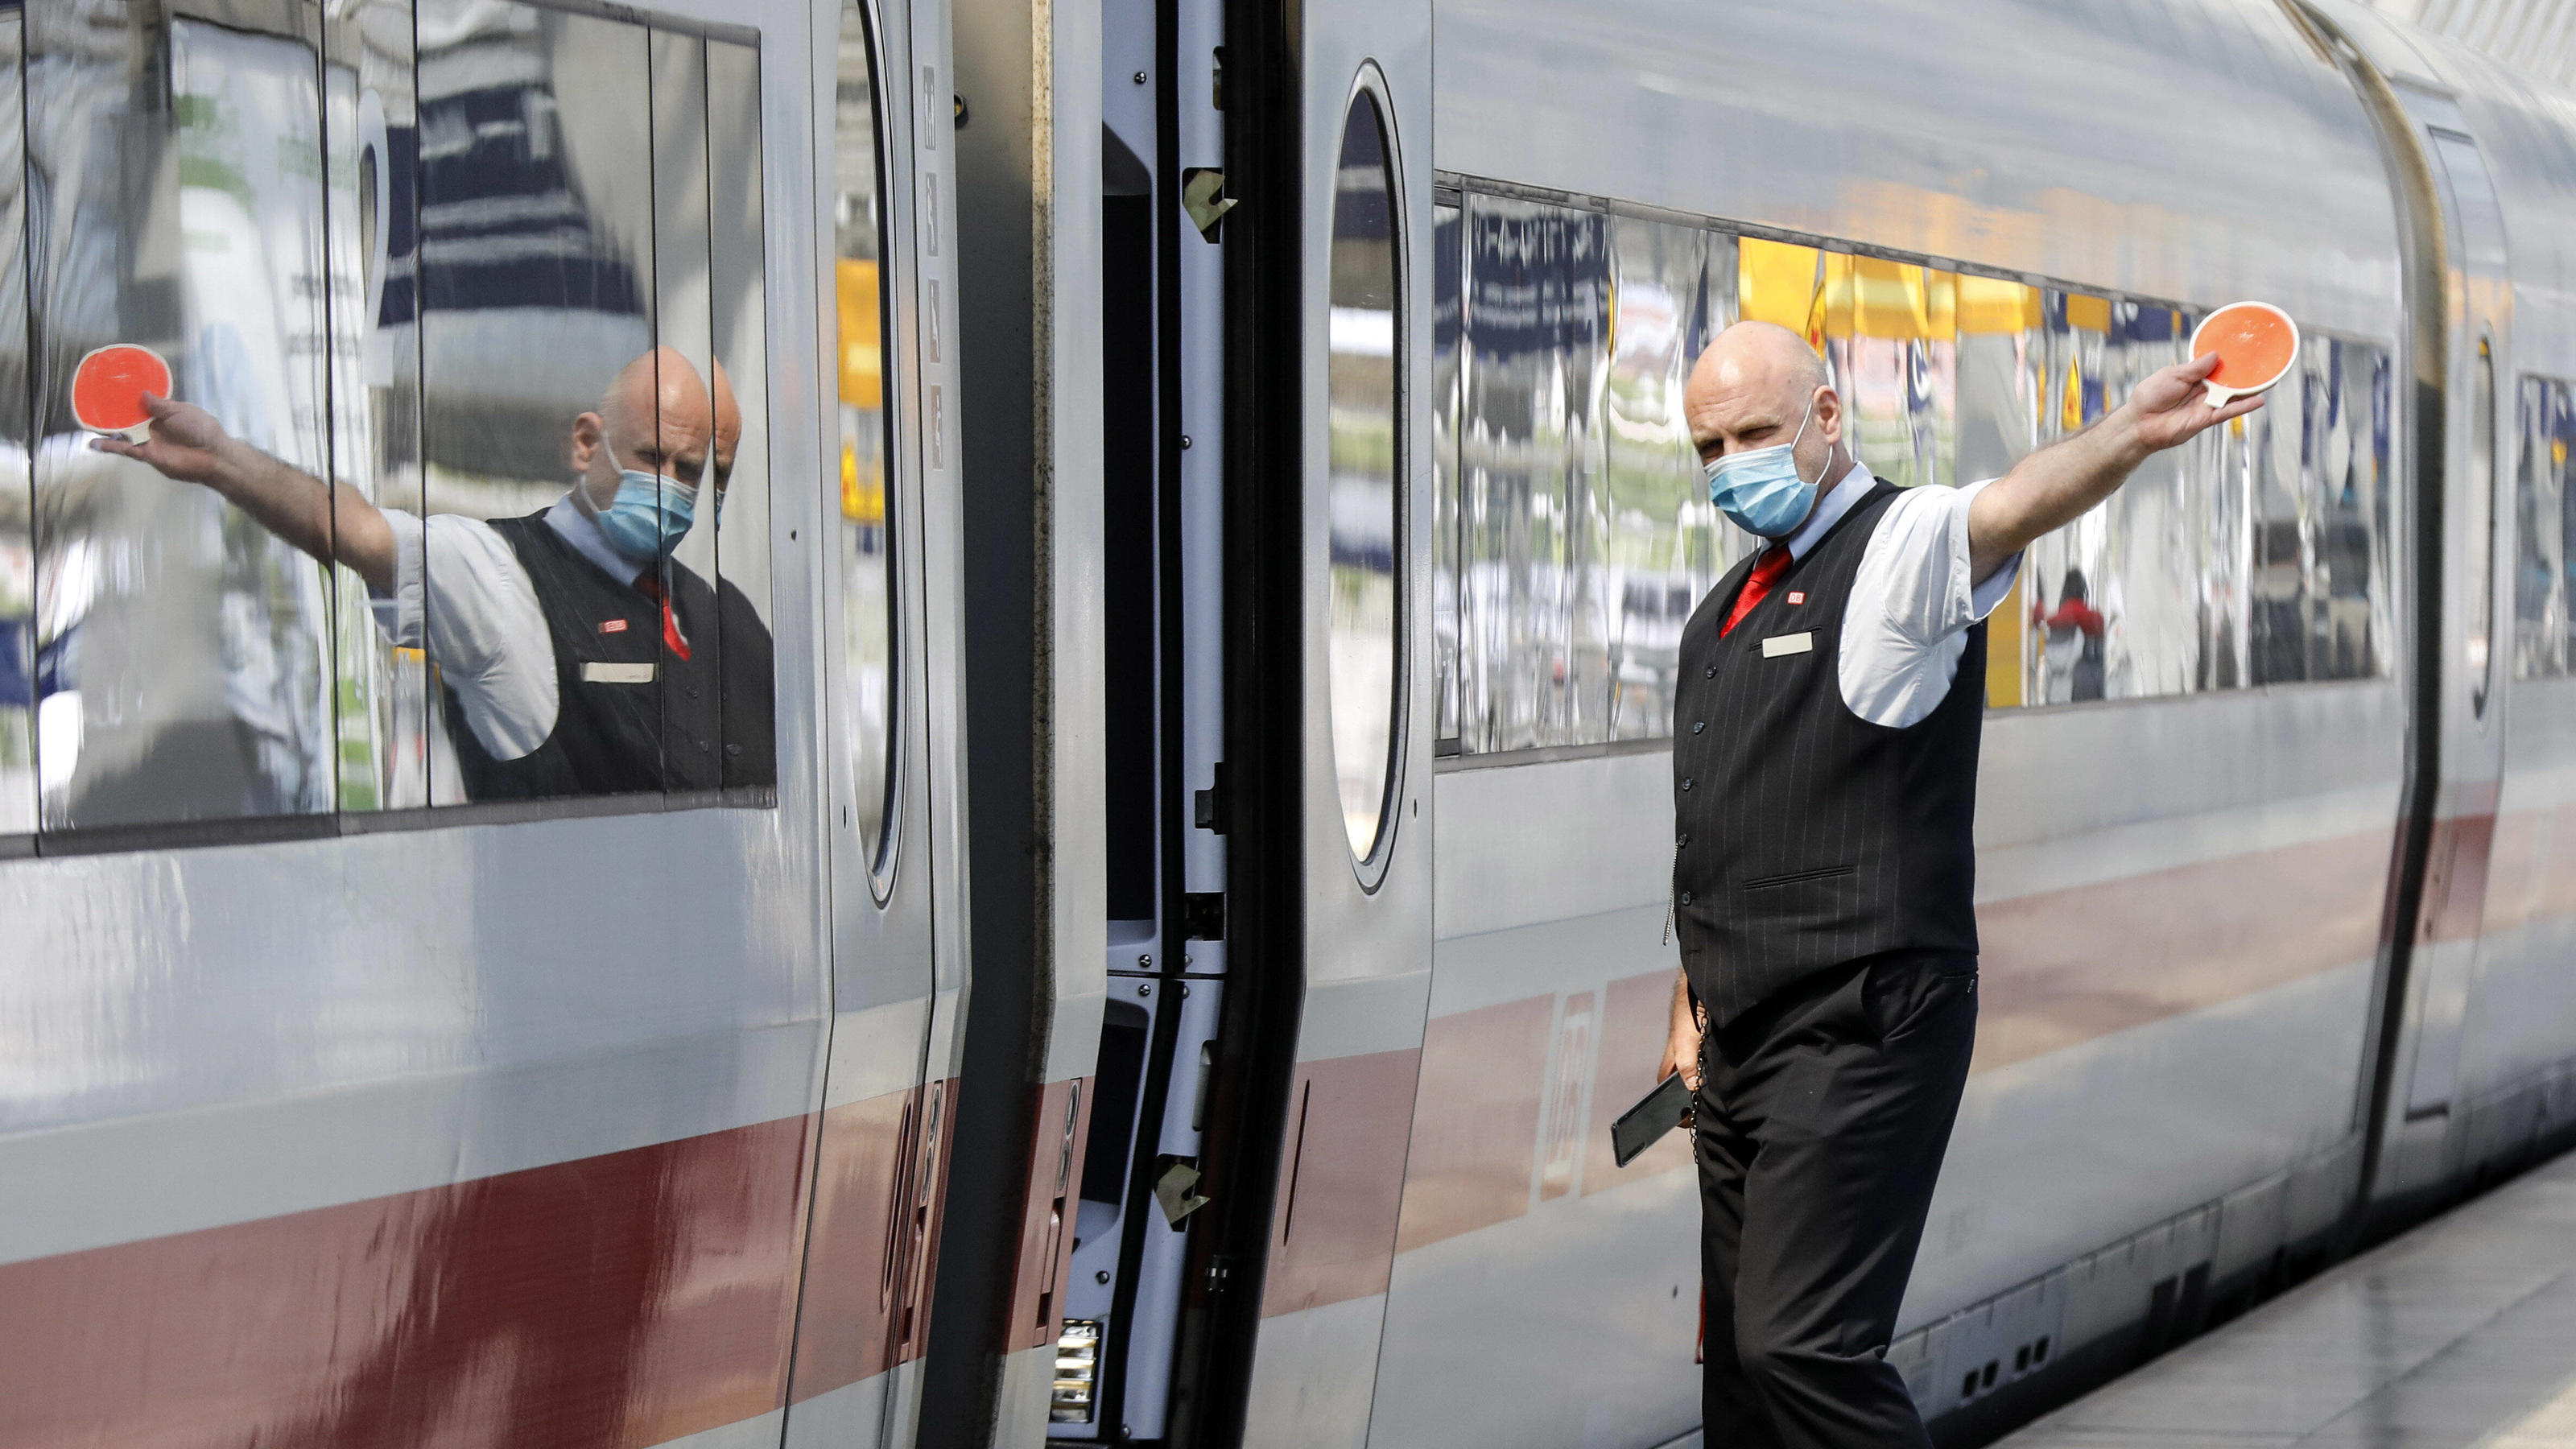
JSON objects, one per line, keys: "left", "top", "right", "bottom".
{"left": 2363, "top": 0, "right": 2576, "bottom": 89}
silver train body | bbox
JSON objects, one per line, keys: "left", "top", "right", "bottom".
{"left": 4, "top": 0, "right": 2576, "bottom": 1447}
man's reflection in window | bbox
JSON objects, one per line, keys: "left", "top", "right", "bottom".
{"left": 95, "top": 345, "right": 776, "bottom": 800}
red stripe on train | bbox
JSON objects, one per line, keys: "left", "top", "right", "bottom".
{"left": 0, "top": 1115, "right": 814, "bottom": 1449}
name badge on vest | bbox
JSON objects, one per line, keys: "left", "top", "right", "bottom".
{"left": 1761, "top": 632, "right": 1814, "bottom": 658}
{"left": 583, "top": 662, "right": 657, "bottom": 684}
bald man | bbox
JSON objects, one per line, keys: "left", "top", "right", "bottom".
{"left": 99, "top": 347, "right": 776, "bottom": 800}
{"left": 1654, "top": 321, "right": 2256, "bottom": 1447}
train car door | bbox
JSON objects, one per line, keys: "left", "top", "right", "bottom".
{"left": 1206, "top": 3, "right": 1438, "bottom": 1444}
{"left": 2376, "top": 85, "right": 2513, "bottom": 1201}
{"left": 780, "top": 0, "right": 968, "bottom": 1442}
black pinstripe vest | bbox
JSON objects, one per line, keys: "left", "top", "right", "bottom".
{"left": 1670, "top": 480, "right": 1986, "bottom": 1028}
{"left": 444, "top": 514, "right": 777, "bottom": 801}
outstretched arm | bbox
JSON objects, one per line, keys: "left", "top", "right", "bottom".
{"left": 1967, "top": 352, "right": 2265, "bottom": 581}
{"left": 92, "top": 392, "right": 398, "bottom": 594}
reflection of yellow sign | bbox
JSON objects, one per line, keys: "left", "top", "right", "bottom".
{"left": 841, "top": 440, "right": 885, "bottom": 523}
{"left": 1739, "top": 237, "right": 1823, "bottom": 347}
{"left": 1958, "top": 276, "right": 2041, "bottom": 336}
{"left": 1847, "top": 258, "right": 1952, "bottom": 341}
{"left": 1985, "top": 572, "right": 2025, "bottom": 708}
{"left": 1818, "top": 252, "right": 1850, "bottom": 345}
{"left": 838, "top": 258, "right": 882, "bottom": 407}
{"left": 1744, "top": 242, "right": 2042, "bottom": 348}
{"left": 2064, "top": 293, "right": 2111, "bottom": 333}
{"left": 2063, "top": 361, "right": 2083, "bottom": 433}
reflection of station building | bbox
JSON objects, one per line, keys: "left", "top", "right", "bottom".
{"left": 407, "top": 13, "right": 654, "bottom": 510}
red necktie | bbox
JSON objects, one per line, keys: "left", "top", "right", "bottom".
{"left": 634, "top": 572, "right": 691, "bottom": 663}
{"left": 1721, "top": 546, "right": 1793, "bottom": 638}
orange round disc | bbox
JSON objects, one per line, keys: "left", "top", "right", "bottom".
{"left": 71, "top": 344, "right": 173, "bottom": 434}
{"left": 2191, "top": 303, "right": 2297, "bottom": 394}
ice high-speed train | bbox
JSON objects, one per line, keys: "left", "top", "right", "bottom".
{"left": 5, "top": 0, "right": 2576, "bottom": 1444}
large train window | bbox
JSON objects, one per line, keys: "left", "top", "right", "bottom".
{"left": 13, "top": 0, "right": 773, "bottom": 844}
{"left": 1325, "top": 85, "right": 1402, "bottom": 865}
{"left": 1428, "top": 178, "right": 2398, "bottom": 762}
{"left": 835, "top": 2, "right": 899, "bottom": 881}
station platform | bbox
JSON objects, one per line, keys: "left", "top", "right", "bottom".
{"left": 1996, "top": 1146, "right": 2576, "bottom": 1449}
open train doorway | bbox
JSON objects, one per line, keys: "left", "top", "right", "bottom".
{"left": 1046, "top": 0, "right": 1439, "bottom": 1441}
{"left": 1042, "top": 0, "right": 1233, "bottom": 1439}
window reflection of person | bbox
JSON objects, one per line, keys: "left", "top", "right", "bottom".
{"left": 94, "top": 346, "right": 777, "bottom": 799}
{"left": 2035, "top": 565, "right": 2107, "bottom": 703}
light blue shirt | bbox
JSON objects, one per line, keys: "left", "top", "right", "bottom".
{"left": 1752, "top": 458, "right": 2025, "bottom": 729}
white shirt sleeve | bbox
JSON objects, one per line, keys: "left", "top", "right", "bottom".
{"left": 1837, "top": 478, "right": 2024, "bottom": 729}
{"left": 369, "top": 510, "right": 559, "bottom": 761}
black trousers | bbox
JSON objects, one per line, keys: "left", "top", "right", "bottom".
{"left": 1695, "top": 951, "right": 1977, "bottom": 1448}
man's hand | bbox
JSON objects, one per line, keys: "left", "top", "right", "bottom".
{"left": 1657, "top": 969, "right": 1703, "bottom": 1091}
{"left": 89, "top": 392, "right": 237, "bottom": 485}
{"left": 2123, "top": 352, "right": 2268, "bottom": 455}
{"left": 1967, "top": 352, "right": 2266, "bottom": 579}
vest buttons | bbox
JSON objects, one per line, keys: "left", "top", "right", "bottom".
{"left": 1680, "top": 777, "right": 1694, "bottom": 791}
{"left": 1678, "top": 890, "right": 1693, "bottom": 906}
{"left": 1677, "top": 832, "right": 1689, "bottom": 848}
{"left": 1704, "top": 666, "right": 1717, "bottom": 679}
{"left": 1692, "top": 721, "right": 1705, "bottom": 734}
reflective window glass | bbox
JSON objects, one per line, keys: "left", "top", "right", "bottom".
{"left": 410, "top": 2, "right": 679, "bottom": 804}
{"left": 2000, "top": 295, "right": 2387, "bottom": 706}
{"left": 1602, "top": 216, "right": 1738, "bottom": 741}
{"left": 835, "top": 2, "right": 895, "bottom": 868}
{"left": 2312, "top": 340, "right": 2385, "bottom": 680}
{"left": 324, "top": 0, "right": 427, "bottom": 811}
{"left": 1326, "top": 90, "right": 1401, "bottom": 860}
{"left": 708, "top": 38, "right": 776, "bottom": 795}
{"left": 10, "top": 0, "right": 768, "bottom": 837}
{"left": 0, "top": 7, "right": 28, "bottom": 834}
{"left": 648, "top": 30, "right": 732, "bottom": 795}
{"left": 1736, "top": 236, "right": 1821, "bottom": 341}
{"left": 1431, "top": 198, "right": 1460, "bottom": 753}
{"left": 1828, "top": 257, "right": 1955, "bottom": 492}
{"left": 2248, "top": 332, "right": 2313, "bottom": 686}
{"left": 1954, "top": 275, "right": 2042, "bottom": 708}
{"left": 2514, "top": 377, "right": 2574, "bottom": 679}
{"left": 2471, "top": 336, "right": 2497, "bottom": 714}
{"left": 1455, "top": 195, "right": 1608, "bottom": 753}
{"left": 1430, "top": 185, "right": 2395, "bottom": 756}
{"left": 32, "top": 0, "right": 339, "bottom": 831}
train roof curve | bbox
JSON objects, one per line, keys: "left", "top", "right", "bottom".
{"left": 1434, "top": 0, "right": 2404, "bottom": 340}
{"left": 2330, "top": 0, "right": 2576, "bottom": 378}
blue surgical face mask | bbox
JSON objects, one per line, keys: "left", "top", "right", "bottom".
{"left": 592, "top": 468, "right": 698, "bottom": 564}
{"left": 1705, "top": 392, "right": 1821, "bottom": 539}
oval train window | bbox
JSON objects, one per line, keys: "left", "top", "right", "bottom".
{"left": 1326, "top": 86, "right": 1403, "bottom": 865}
{"left": 837, "top": 3, "right": 901, "bottom": 882}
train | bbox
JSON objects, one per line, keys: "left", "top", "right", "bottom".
{"left": 4, "top": 0, "right": 2576, "bottom": 1445}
